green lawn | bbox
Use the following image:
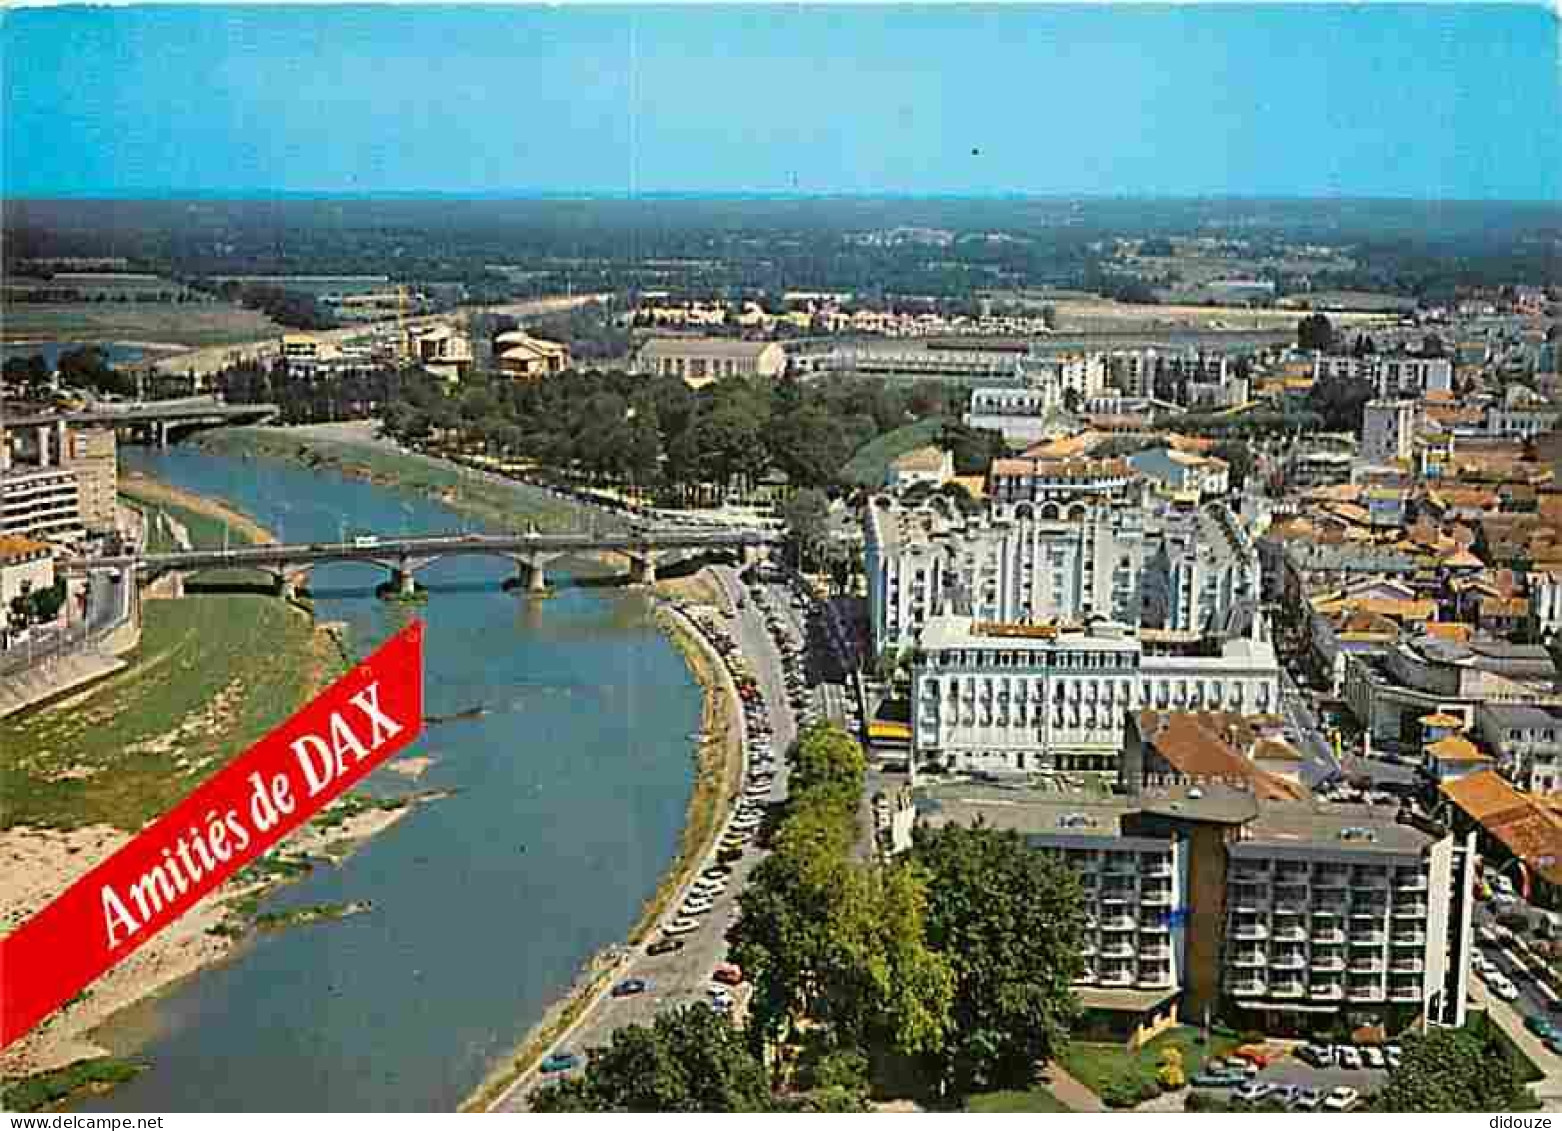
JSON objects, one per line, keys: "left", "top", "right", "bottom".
{"left": 1, "top": 482, "right": 329, "bottom": 831}
{"left": 1059, "top": 1027, "right": 1239, "bottom": 1103}
{"left": 839, "top": 418, "right": 947, "bottom": 487}
{"left": 0, "top": 302, "right": 284, "bottom": 349}
{"left": 966, "top": 1087, "right": 1073, "bottom": 1112}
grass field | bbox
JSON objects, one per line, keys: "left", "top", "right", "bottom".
{"left": 840, "top": 418, "right": 947, "bottom": 487}
{"left": 0, "top": 488, "right": 331, "bottom": 832}
{"left": 199, "top": 428, "right": 582, "bottom": 533}
{"left": 1059, "top": 1027, "right": 1238, "bottom": 1102}
{"left": 965, "top": 1087, "right": 1073, "bottom": 1112}
{"left": 0, "top": 303, "right": 284, "bottom": 349}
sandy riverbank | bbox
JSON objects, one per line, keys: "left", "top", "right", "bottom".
{"left": 0, "top": 798, "right": 421, "bottom": 1082}
{"left": 0, "top": 473, "right": 409, "bottom": 1090}
{"left": 119, "top": 471, "right": 276, "bottom": 546}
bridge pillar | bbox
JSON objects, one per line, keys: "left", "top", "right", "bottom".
{"left": 741, "top": 542, "right": 764, "bottom": 569}
{"left": 396, "top": 569, "right": 418, "bottom": 598}
{"left": 629, "top": 552, "right": 658, "bottom": 586}
{"left": 279, "top": 574, "right": 299, "bottom": 601}
{"left": 154, "top": 421, "right": 169, "bottom": 448}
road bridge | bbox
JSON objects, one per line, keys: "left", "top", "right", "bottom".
{"left": 4, "top": 397, "right": 279, "bottom": 445}
{"left": 70, "top": 528, "right": 782, "bottom": 599}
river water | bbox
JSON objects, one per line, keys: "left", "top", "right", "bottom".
{"left": 83, "top": 447, "right": 701, "bottom": 1111}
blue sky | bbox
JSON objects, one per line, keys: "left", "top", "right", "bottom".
{"left": 4, "top": 4, "right": 1559, "bottom": 199}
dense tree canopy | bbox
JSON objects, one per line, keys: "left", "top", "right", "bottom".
{"left": 529, "top": 1004, "right": 772, "bottom": 1113}
{"left": 1370, "top": 1025, "right": 1532, "bottom": 1112}
{"left": 914, "top": 823, "right": 1086, "bottom": 1093}
{"left": 1297, "top": 312, "right": 1336, "bottom": 353}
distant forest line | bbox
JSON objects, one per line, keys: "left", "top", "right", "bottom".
{"left": 5, "top": 198, "right": 1559, "bottom": 305}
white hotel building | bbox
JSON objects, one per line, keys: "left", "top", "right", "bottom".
{"left": 1312, "top": 354, "right": 1454, "bottom": 399}
{"left": 910, "top": 614, "right": 1282, "bottom": 772}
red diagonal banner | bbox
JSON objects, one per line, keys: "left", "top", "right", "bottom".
{"left": 0, "top": 619, "right": 425, "bottom": 1049}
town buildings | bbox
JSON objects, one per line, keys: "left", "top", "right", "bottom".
{"left": 0, "top": 421, "right": 119, "bottom": 544}
{"left": 912, "top": 753, "right": 1474, "bottom": 1039}
{"left": 1312, "top": 353, "right": 1454, "bottom": 399}
{"left": 493, "top": 331, "right": 570, "bottom": 379}
{"left": 633, "top": 337, "right": 786, "bottom": 387}
{"left": 1361, "top": 400, "right": 1416, "bottom": 466}
{"left": 909, "top": 615, "right": 1281, "bottom": 773}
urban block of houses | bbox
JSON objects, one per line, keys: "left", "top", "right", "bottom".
{"left": 1127, "top": 447, "right": 1231, "bottom": 502}
{"left": 494, "top": 330, "right": 570, "bottom": 379}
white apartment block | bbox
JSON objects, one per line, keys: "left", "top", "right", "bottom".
{"left": 0, "top": 467, "right": 82, "bottom": 543}
{"left": 1361, "top": 400, "right": 1416, "bottom": 465}
{"left": 864, "top": 500, "right": 1152, "bottom": 653}
{"left": 1142, "top": 506, "right": 1260, "bottom": 637}
{"left": 986, "top": 456, "right": 1143, "bottom": 517}
{"left": 964, "top": 386, "right": 1060, "bottom": 446}
{"left": 1108, "top": 349, "right": 1233, "bottom": 399}
{"left": 1224, "top": 810, "right": 1469, "bottom": 1027}
{"left": 1313, "top": 354, "right": 1454, "bottom": 399}
{"left": 915, "top": 781, "right": 1475, "bottom": 1033}
{"left": 910, "top": 615, "right": 1281, "bottom": 772}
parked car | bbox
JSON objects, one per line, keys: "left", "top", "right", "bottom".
{"left": 540, "top": 1051, "right": 580, "bottom": 1074}
{"left": 663, "top": 917, "right": 700, "bottom": 936}
{"left": 712, "top": 962, "right": 744, "bottom": 985}
{"left": 1191, "top": 1072, "right": 1244, "bottom": 1088}
{"left": 1362, "top": 1046, "right": 1386, "bottom": 1070}
{"left": 1526, "top": 1016, "right": 1559, "bottom": 1040}
{"left": 1324, "top": 1087, "right": 1360, "bottom": 1112}
{"left": 1233, "top": 1081, "right": 1274, "bottom": 1104}
{"left": 646, "top": 937, "right": 685, "bottom": 956}
{"left": 1337, "top": 1046, "right": 1363, "bottom": 1070}
{"left": 610, "top": 977, "right": 648, "bottom": 998}
{"left": 1293, "top": 1087, "right": 1325, "bottom": 1110}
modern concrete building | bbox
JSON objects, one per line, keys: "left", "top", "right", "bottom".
{"left": 864, "top": 499, "right": 1154, "bottom": 652}
{"left": 61, "top": 427, "right": 117, "bottom": 535}
{"left": 913, "top": 774, "right": 1474, "bottom": 1040}
{"left": 633, "top": 337, "right": 786, "bottom": 388}
{"left": 1312, "top": 354, "right": 1454, "bottom": 399}
{"left": 1474, "top": 703, "right": 1562, "bottom": 794}
{"left": 0, "top": 467, "right": 81, "bottom": 543}
{"left": 909, "top": 614, "right": 1282, "bottom": 773}
{"left": 410, "top": 325, "right": 474, "bottom": 380}
{"left": 1141, "top": 505, "right": 1260, "bottom": 637}
{"left": 1362, "top": 400, "right": 1416, "bottom": 466}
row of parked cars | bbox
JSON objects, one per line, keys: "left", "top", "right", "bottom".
{"left": 1295, "top": 1042, "right": 1402, "bottom": 1071}
{"left": 1473, "top": 949, "right": 1523, "bottom": 1002}
{"left": 1230, "top": 1080, "right": 1360, "bottom": 1111}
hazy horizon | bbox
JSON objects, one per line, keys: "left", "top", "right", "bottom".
{"left": 5, "top": 4, "right": 1560, "bottom": 201}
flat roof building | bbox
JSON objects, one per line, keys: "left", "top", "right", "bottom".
{"left": 633, "top": 337, "right": 786, "bottom": 388}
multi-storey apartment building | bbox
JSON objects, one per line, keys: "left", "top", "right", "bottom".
{"left": 865, "top": 499, "right": 1158, "bottom": 652}
{"left": 1108, "top": 349, "right": 1233, "bottom": 400}
{"left": 1223, "top": 807, "right": 1468, "bottom": 1030}
{"left": 1142, "top": 506, "right": 1261, "bottom": 637}
{"left": 0, "top": 467, "right": 81, "bottom": 543}
{"left": 910, "top": 614, "right": 1282, "bottom": 771}
{"left": 1312, "top": 354, "right": 1454, "bottom": 399}
{"left": 1361, "top": 399, "right": 1416, "bottom": 466}
{"left": 911, "top": 773, "right": 1474, "bottom": 1042}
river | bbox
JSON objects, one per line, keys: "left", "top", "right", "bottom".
{"left": 82, "top": 446, "right": 702, "bottom": 1111}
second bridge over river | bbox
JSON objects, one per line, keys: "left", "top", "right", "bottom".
{"left": 78, "top": 528, "right": 782, "bottom": 598}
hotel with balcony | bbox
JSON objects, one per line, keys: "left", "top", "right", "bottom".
{"left": 910, "top": 614, "right": 1282, "bottom": 773}
{"left": 1222, "top": 807, "right": 1470, "bottom": 1030}
{"left": 910, "top": 772, "right": 1475, "bottom": 1045}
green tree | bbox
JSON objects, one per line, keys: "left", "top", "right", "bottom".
{"left": 1297, "top": 312, "right": 1335, "bottom": 353}
{"left": 914, "top": 823, "right": 1086, "bottom": 1094}
{"left": 1370, "top": 1025, "right": 1532, "bottom": 1112}
{"left": 530, "top": 1004, "right": 773, "bottom": 1113}
{"left": 780, "top": 488, "right": 830, "bottom": 571}
{"left": 1210, "top": 441, "right": 1258, "bottom": 491}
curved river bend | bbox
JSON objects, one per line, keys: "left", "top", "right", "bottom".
{"left": 83, "top": 447, "right": 701, "bottom": 1111}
